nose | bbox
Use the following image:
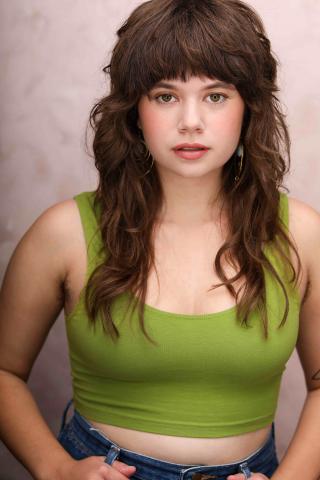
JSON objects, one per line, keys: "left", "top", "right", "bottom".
{"left": 177, "top": 101, "right": 205, "bottom": 133}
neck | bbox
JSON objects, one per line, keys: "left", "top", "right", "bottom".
{"left": 156, "top": 169, "right": 226, "bottom": 227}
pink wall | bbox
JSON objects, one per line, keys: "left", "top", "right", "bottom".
{"left": 0, "top": 1, "right": 319, "bottom": 478}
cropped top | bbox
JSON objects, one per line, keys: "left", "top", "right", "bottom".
{"left": 65, "top": 190, "right": 301, "bottom": 438}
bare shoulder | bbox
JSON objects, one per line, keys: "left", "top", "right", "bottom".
{"left": 21, "top": 197, "right": 83, "bottom": 273}
{"left": 287, "top": 195, "right": 320, "bottom": 271}
{"left": 30, "top": 197, "right": 81, "bottom": 240}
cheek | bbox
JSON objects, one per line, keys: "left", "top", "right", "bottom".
{"left": 141, "top": 111, "right": 168, "bottom": 141}
{"left": 138, "top": 101, "right": 165, "bottom": 132}
{"left": 214, "top": 106, "right": 245, "bottom": 138}
{"left": 230, "top": 103, "right": 246, "bottom": 132}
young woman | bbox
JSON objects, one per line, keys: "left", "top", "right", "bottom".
{"left": 0, "top": 0, "right": 319, "bottom": 479}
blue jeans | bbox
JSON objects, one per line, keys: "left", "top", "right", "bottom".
{"left": 57, "top": 400, "right": 279, "bottom": 479}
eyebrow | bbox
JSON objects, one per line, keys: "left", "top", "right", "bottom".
{"left": 151, "top": 81, "right": 236, "bottom": 91}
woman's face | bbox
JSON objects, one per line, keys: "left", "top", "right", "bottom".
{"left": 137, "top": 75, "right": 245, "bottom": 180}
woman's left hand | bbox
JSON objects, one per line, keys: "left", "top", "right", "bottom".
{"left": 227, "top": 474, "right": 269, "bottom": 479}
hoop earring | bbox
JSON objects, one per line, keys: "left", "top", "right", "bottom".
{"left": 234, "top": 143, "right": 244, "bottom": 183}
{"left": 141, "top": 139, "right": 154, "bottom": 176}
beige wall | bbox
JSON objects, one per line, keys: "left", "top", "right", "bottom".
{"left": 0, "top": 1, "right": 319, "bottom": 478}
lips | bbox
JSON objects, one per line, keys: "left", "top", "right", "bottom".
{"left": 174, "top": 143, "right": 209, "bottom": 150}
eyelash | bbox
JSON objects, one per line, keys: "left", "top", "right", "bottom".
{"left": 153, "top": 92, "right": 228, "bottom": 104}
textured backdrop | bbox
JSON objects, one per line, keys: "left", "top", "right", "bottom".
{"left": 0, "top": 1, "right": 319, "bottom": 478}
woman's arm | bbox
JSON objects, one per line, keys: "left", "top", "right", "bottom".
{"left": 0, "top": 201, "right": 69, "bottom": 479}
{"left": 229, "top": 197, "right": 320, "bottom": 480}
{"left": 270, "top": 200, "right": 320, "bottom": 479}
{"left": 0, "top": 200, "right": 136, "bottom": 480}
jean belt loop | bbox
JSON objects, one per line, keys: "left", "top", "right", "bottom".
{"left": 104, "top": 445, "right": 121, "bottom": 465}
{"left": 239, "top": 461, "right": 252, "bottom": 479}
{"left": 60, "top": 398, "right": 73, "bottom": 432}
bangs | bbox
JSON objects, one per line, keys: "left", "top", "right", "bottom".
{"left": 111, "top": 0, "right": 262, "bottom": 99}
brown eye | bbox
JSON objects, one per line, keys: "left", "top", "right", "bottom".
{"left": 208, "top": 93, "right": 226, "bottom": 103}
{"left": 155, "top": 94, "right": 174, "bottom": 103}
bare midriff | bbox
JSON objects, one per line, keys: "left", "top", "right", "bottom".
{"left": 87, "top": 419, "right": 272, "bottom": 466}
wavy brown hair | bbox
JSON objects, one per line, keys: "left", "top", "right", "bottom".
{"left": 84, "top": 0, "right": 302, "bottom": 344}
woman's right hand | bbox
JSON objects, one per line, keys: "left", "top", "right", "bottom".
{"left": 57, "top": 456, "right": 137, "bottom": 479}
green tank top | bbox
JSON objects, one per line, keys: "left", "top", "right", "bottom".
{"left": 65, "top": 191, "right": 300, "bottom": 437}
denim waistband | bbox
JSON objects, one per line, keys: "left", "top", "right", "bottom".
{"left": 59, "top": 400, "right": 278, "bottom": 480}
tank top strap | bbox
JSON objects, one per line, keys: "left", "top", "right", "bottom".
{"left": 278, "top": 191, "right": 290, "bottom": 255}
{"left": 263, "top": 191, "right": 290, "bottom": 273}
{"left": 73, "top": 191, "right": 105, "bottom": 274}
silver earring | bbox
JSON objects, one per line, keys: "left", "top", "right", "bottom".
{"left": 141, "top": 139, "right": 154, "bottom": 176}
{"left": 234, "top": 143, "right": 244, "bottom": 183}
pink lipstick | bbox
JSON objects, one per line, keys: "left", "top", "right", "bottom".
{"left": 173, "top": 143, "right": 210, "bottom": 160}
